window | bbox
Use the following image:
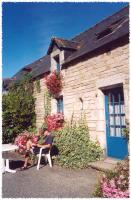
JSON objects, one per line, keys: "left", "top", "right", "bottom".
{"left": 57, "top": 96, "right": 63, "bottom": 113}
{"left": 96, "top": 28, "right": 112, "bottom": 40}
{"left": 56, "top": 62, "right": 60, "bottom": 72}
{"left": 54, "top": 55, "right": 60, "bottom": 72}
{"left": 110, "top": 17, "right": 124, "bottom": 26}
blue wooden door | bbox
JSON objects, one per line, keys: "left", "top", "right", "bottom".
{"left": 105, "top": 87, "right": 128, "bottom": 159}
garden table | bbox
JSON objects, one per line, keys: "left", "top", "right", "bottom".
{"left": 2, "top": 144, "right": 19, "bottom": 173}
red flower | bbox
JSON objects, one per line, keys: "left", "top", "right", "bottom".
{"left": 45, "top": 70, "right": 63, "bottom": 96}
{"left": 45, "top": 113, "right": 64, "bottom": 131}
{"left": 14, "top": 131, "right": 38, "bottom": 152}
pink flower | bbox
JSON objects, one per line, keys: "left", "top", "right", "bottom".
{"left": 45, "top": 70, "right": 63, "bottom": 96}
{"left": 45, "top": 113, "right": 64, "bottom": 131}
{"left": 109, "top": 179, "right": 116, "bottom": 188}
{"left": 117, "top": 179, "right": 122, "bottom": 185}
{"left": 120, "top": 175, "right": 125, "bottom": 179}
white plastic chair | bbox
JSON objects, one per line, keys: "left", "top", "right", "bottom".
{"left": 36, "top": 147, "right": 52, "bottom": 170}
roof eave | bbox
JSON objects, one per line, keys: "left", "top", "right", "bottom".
{"left": 62, "top": 33, "right": 129, "bottom": 68}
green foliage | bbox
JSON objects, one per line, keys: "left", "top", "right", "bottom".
{"left": 27, "top": 126, "right": 37, "bottom": 135}
{"left": 41, "top": 121, "right": 48, "bottom": 129}
{"left": 35, "top": 80, "right": 41, "bottom": 93}
{"left": 93, "top": 180, "right": 103, "bottom": 197}
{"left": 123, "top": 120, "right": 129, "bottom": 140}
{"left": 53, "top": 119, "right": 103, "bottom": 169}
{"left": 44, "top": 89, "right": 51, "bottom": 117}
{"left": 2, "top": 74, "right": 36, "bottom": 143}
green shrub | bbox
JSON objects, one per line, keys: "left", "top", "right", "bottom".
{"left": 2, "top": 74, "right": 36, "bottom": 143}
{"left": 35, "top": 80, "right": 41, "bottom": 93}
{"left": 123, "top": 119, "right": 129, "bottom": 140}
{"left": 93, "top": 179, "right": 103, "bottom": 197}
{"left": 53, "top": 120, "right": 103, "bottom": 169}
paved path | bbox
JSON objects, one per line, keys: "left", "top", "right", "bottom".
{"left": 2, "top": 158, "right": 99, "bottom": 198}
{"left": 88, "top": 157, "right": 121, "bottom": 172}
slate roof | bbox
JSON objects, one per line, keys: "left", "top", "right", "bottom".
{"left": 63, "top": 5, "right": 129, "bottom": 66}
{"left": 47, "top": 37, "right": 80, "bottom": 54}
{"left": 11, "top": 6, "right": 129, "bottom": 80}
{"left": 12, "top": 55, "right": 50, "bottom": 79}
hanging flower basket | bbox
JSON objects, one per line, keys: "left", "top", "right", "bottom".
{"left": 45, "top": 70, "right": 63, "bottom": 97}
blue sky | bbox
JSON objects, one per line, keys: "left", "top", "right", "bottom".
{"left": 2, "top": 2, "right": 128, "bottom": 78}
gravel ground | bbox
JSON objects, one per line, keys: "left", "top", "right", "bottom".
{"left": 2, "top": 153, "right": 99, "bottom": 198}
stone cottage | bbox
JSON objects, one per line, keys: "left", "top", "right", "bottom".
{"left": 12, "top": 6, "right": 129, "bottom": 159}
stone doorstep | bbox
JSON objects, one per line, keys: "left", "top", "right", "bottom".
{"left": 88, "top": 157, "right": 121, "bottom": 172}
{"left": 103, "top": 157, "right": 121, "bottom": 164}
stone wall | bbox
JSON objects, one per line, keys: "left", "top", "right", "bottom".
{"left": 33, "top": 77, "right": 47, "bottom": 128}
{"left": 33, "top": 41, "right": 129, "bottom": 151}
{"left": 62, "top": 42, "right": 129, "bottom": 149}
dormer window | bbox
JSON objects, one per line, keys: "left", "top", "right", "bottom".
{"left": 22, "top": 67, "right": 32, "bottom": 72}
{"left": 96, "top": 28, "right": 112, "bottom": 40}
{"left": 54, "top": 55, "right": 60, "bottom": 73}
{"left": 48, "top": 37, "right": 80, "bottom": 69}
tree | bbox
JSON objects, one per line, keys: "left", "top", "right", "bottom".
{"left": 2, "top": 73, "right": 36, "bottom": 143}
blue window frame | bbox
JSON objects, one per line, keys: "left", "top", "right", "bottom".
{"left": 57, "top": 96, "right": 63, "bottom": 113}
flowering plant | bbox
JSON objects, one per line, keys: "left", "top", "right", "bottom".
{"left": 45, "top": 113, "right": 64, "bottom": 131}
{"left": 45, "top": 70, "right": 63, "bottom": 97}
{"left": 93, "top": 158, "right": 129, "bottom": 198}
{"left": 101, "top": 174, "right": 129, "bottom": 198}
{"left": 14, "top": 130, "right": 38, "bottom": 153}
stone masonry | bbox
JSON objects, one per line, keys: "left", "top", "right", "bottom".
{"left": 33, "top": 41, "right": 129, "bottom": 152}
{"left": 62, "top": 42, "right": 129, "bottom": 150}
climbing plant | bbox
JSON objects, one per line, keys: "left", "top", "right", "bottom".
{"left": 35, "top": 79, "right": 41, "bottom": 93}
{"left": 44, "top": 88, "right": 51, "bottom": 117}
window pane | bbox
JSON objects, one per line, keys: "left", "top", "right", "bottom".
{"left": 54, "top": 55, "right": 60, "bottom": 72}
{"left": 116, "top": 128, "right": 121, "bottom": 137}
{"left": 57, "top": 63, "right": 60, "bottom": 72}
{"left": 110, "top": 127, "right": 115, "bottom": 136}
{"left": 57, "top": 97, "right": 63, "bottom": 113}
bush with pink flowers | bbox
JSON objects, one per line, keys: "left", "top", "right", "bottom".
{"left": 45, "top": 70, "right": 63, "bottom": 97}
{"left": 14, "top": 130, "right": 38, "bottom": 153}
{"left": 45, "top": 113, "right": 64, "bottom": 131}
{"left": 93, "top": 158, "right": 129, "bottom": 198}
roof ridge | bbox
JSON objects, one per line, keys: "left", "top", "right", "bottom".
{"left": 54, "top": 37, "right": 80, "bottom": 44}
{"left": 71, "top": 5, "right": 128, "bottom": 42}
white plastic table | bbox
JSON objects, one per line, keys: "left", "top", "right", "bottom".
{"left": 2, "top": 144, "right": 19, "bottom": 173}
